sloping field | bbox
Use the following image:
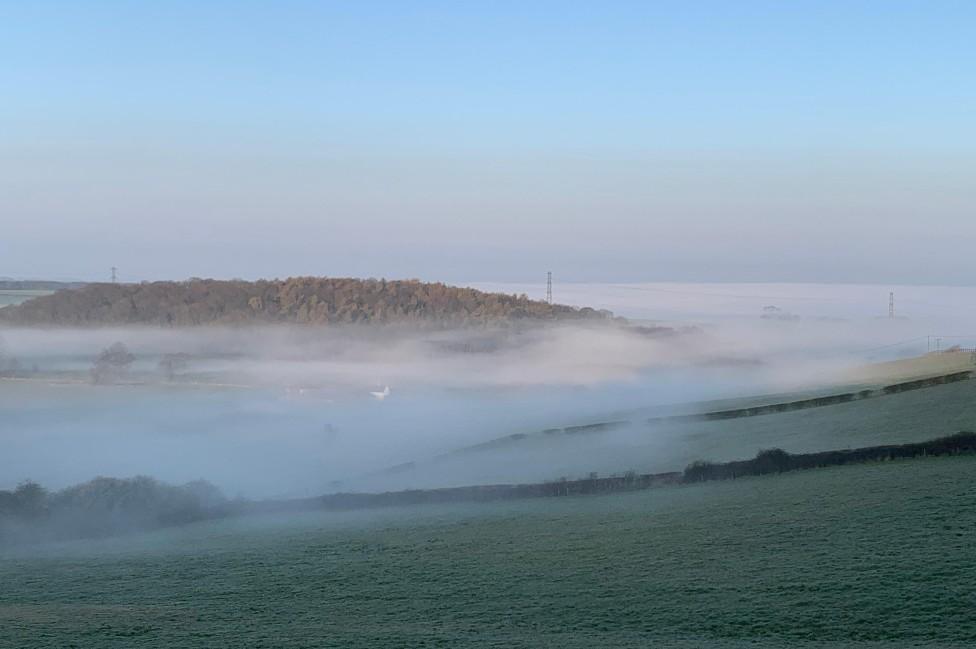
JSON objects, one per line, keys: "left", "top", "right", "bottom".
{"left": 656, "top": 375, "right": 976, "bottom": 468}
{"left": 375, "top": 374, "right": 976, "bottom": 490}
{"left": 2, "top": 456, "right": 975, "bottom": 648}
{"left": 846, "top": 349, "right": 976, "bottom": 384}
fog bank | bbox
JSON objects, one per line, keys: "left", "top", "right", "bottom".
{"left": 4, "top": 283, "right": 974, "bottom": 498}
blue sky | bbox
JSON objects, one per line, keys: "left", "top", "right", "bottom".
{"left": 2, "top": 1, "right": 974, "bottom": 283}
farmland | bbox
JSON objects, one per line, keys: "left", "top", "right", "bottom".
{"left": 383, "top": 374, "right": 976, "bottom": 489}
{"left": 2, "top": 455, "right": 975, "bottom": 648}
{"left": 5, "top": 362, "right": 976, "bottom": 496}
{"left": 0, "top": 290, "right": 53, "bottom": 308}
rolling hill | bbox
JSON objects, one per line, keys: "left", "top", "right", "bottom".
{"left": 0, "top": 277, "right": 612, "bottom": 327}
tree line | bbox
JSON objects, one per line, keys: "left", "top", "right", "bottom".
{"left": 0, "top": 476, "right": 226, "bottom": 545}
{"left": 1, "top": 337, "right": 189, "bottom": 384}
{"left": 0, "top": 277, "right": 613, "bottom": 327}
{"left": 6, "top": 433, "right": 975, "bottom": 545}
{"left": 682, "top": 431, "right": 976, "bottom": 482}
{"left": 252, "top": 431, "right": 976, "bottom": 514}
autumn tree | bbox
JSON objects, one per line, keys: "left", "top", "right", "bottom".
{"left": 0, "top": 277, "right": 614, "bottom": 327}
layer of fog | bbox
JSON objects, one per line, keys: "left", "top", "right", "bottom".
{"left": 4, "top": 282, "right": 976, "bottom": 499}
{"left": 471, "top": 281, "right": 976, "bottom": 330}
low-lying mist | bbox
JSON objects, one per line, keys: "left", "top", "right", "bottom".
{"left": 0, "top": 308, "right": 959, "bottom": 501}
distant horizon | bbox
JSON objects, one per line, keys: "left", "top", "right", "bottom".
{"left": 6, "top": 273, "right": 976, "bottom": 291}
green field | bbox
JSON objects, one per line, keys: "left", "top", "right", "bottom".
{"left": 386, "top": 378, "right": 976, "bottom": 489}
{"left": 3, "top": 456, "right": 975, "bottom": 648}
{"left": 0, "top": 290, "right": 52, "bottom": 308}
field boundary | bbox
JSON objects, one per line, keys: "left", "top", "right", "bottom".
{"left": 7, "top": 433, "right": 976, "bottom": 545}
{"left": 683, "top": 431, "right": 976, "bottom": 482}
{"left": 254, "top": 432, "right": 976, "bottom": 515}
{"left": 650, "top": 370, "right": 973, "bottom": 424}
{"left": 374, "top": 370, "right": 975, "bottom": 478}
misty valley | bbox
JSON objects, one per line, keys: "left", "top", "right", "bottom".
{"left": 4, "top": 280, "right": 976, "bottom": 533}
{"left": 4, "top": 282, "right": 976, "bottom": 647}
{"left": 6, "top": 4, "right": 976, "bottom": 645}
{"left": 0, "top": 318, "right": 787, "bottom": 500}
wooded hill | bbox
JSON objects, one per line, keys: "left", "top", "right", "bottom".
{"left": 0, "top": 277, "right": 612, "bottom": 327}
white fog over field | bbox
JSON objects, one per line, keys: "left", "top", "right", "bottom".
{"left": 3, "top": 282, "right": 976, "bottom": 498}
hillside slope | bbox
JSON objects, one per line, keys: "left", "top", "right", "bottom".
{"left": 0, "top": 277, "right": 611, "bottom": 327}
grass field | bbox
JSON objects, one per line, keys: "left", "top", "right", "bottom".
{"left": 0, "top": 290, "right": 52, "bottom": 308}
{"left": 2, "top": 456, "right": 975, "bottom": 648}
{"left": 385, "top": 377, "right": 976, "bottom": 489}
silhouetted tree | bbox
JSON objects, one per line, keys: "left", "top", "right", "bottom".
{"left": 12, "top": 480, "right": 48, "bottom": 520}
{"left": 0, "top": 335, "right": 10, "bottom": 376}
{"left": 753, "top": 448, "right": 791, "bottom": 474}
{"left": 91, "top": 342, "right": 135, "bottom": 384}
{"left": 158, "top": 353, "right": 190, "bottom": 381}
{"left": 3, "top": 357, "right": 21, "bottom": 378}
{"left": 1, "top": 476, "right": 226, "bottom": 544}
{"left": 683, "top": 460, "right": 718, "bottom": 482}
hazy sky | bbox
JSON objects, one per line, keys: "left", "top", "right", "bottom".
{"left": 2, "top": 1, "right": 974, "bottom": 284}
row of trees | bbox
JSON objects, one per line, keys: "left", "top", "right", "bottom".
{"left": 1, "top": 336, "right": 189, "bottom": 384}
{"left": 6, "top": 338, "right": 189, "bottom": 385}
{"left": 682, "top": 431, "right": 976, "bottom": 482}
{"left": 0, "top": 277, "right": 613, "bottom": 327}
{"left": 92, "top": 343, "right": 194, "bottom": 384}
{"left": 0, "top": 476, "right": 226, "bottom": 544}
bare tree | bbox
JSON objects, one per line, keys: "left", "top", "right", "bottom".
{"left": 0, "top": 337, "right": 24, "bottom": 378}
{"left": 91, "top": 342, "right": 135, "bottom": 384}
{"left": 6, "top": 357, "right": 20, "bottom": 378}
{"left": 158, "top": 353, "right": 190, "bottom": 382}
